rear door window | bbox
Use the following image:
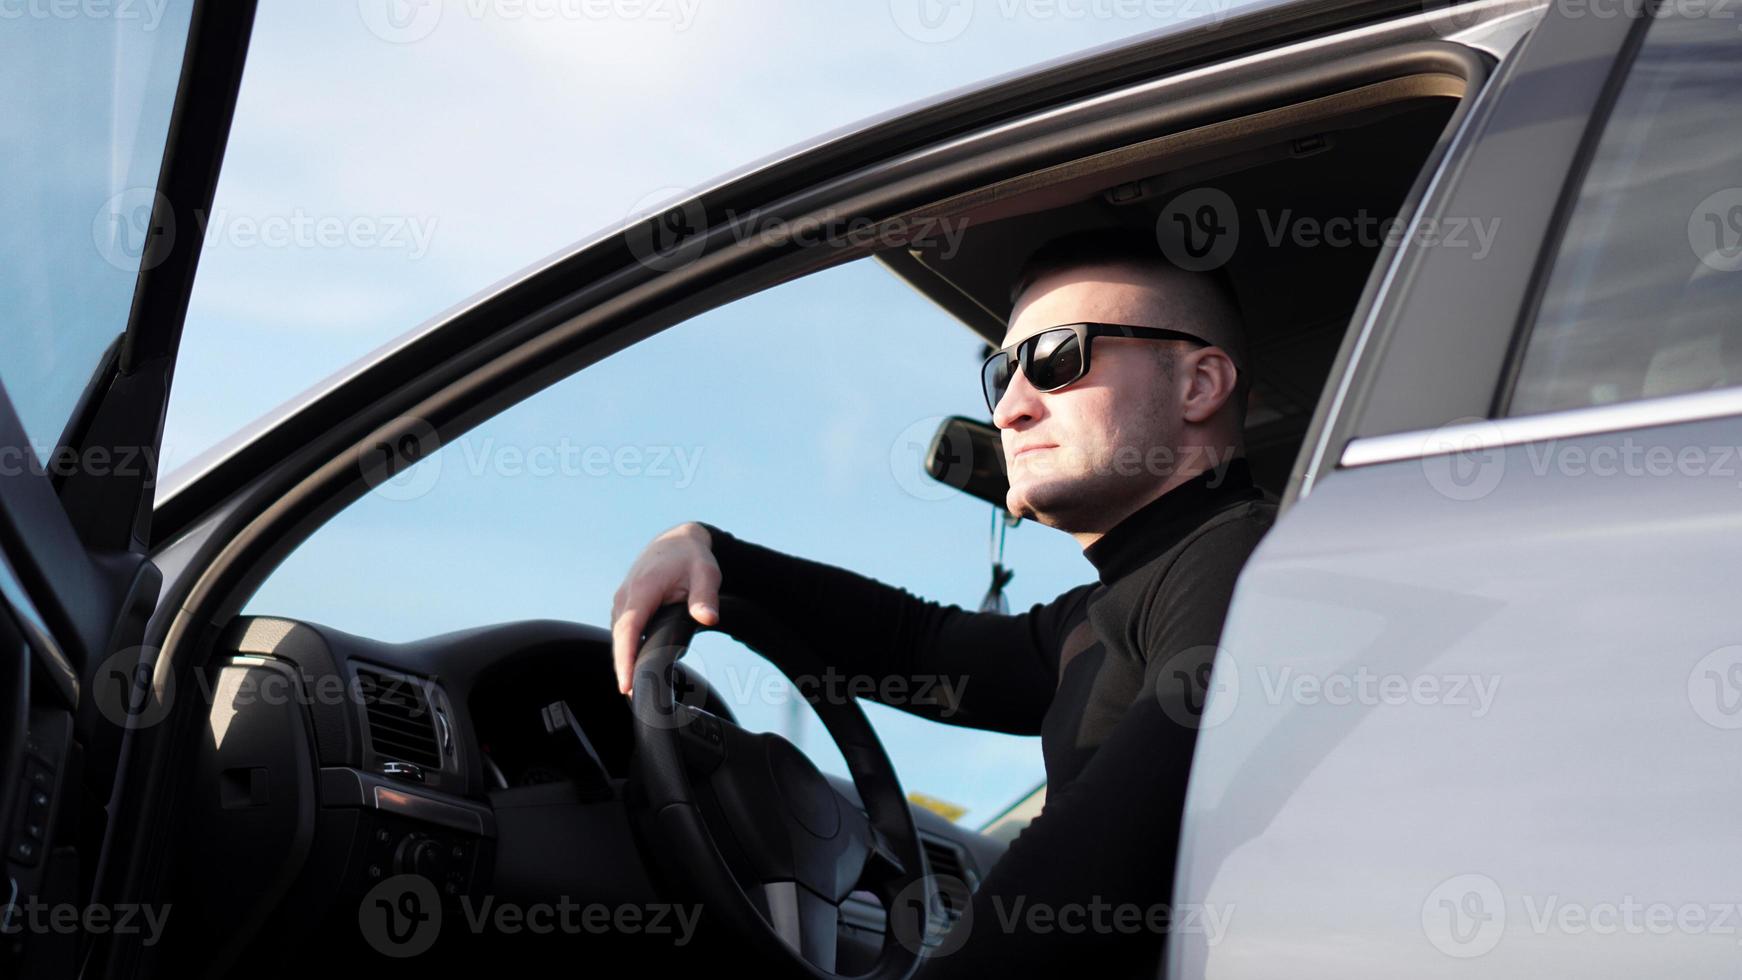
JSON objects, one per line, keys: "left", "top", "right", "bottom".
{"left": 1507, "top": 4, "right": 1742, "bottom": 416}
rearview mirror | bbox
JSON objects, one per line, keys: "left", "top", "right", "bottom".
{"left": 924, "top": 416, "right": 1011, "bottom": 513}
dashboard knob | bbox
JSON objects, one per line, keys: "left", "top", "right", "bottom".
{"left": 393, "top": 835, "right": 448, "bottom": 880}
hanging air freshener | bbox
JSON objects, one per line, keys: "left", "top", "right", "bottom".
{"left": 978, "top": 505, "right": 1019, "bottom": 613}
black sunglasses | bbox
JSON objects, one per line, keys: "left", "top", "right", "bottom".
{"left": 980, "top": 322, "right": 1214, "bottom": 413}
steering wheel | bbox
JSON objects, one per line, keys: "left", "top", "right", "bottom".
{"left": 628, "top": 599, "right": 928, "bottom": 979}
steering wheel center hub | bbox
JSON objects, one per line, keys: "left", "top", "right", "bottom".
{"left": 767, "top": 737, "right": 841, "bottom": 838}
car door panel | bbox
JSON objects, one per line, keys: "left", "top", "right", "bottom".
{"left": 1177, "top": 1, "right": 1742, "bottom": 976}
{"left": 0, "top": 1, "right": 259, "bottom": 976}
{"left": 1176, "top": 415, "right": 1742, "bottom": 977}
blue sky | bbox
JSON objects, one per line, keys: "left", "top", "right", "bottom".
{"left": 151, "top": 0, "right": 1245, "bottom": 823}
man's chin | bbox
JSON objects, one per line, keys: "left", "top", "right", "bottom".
{"left": 1006, "top": 478, "right": 1092, "bottom": 529}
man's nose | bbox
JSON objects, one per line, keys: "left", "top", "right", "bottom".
{"left": 992, "top": 366, "right": 1042, "bottom": 429}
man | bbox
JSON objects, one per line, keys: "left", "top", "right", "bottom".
{"left": 610, "top": 228, "right": 1275, "bottom": 976}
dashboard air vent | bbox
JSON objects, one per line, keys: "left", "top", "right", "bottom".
{"left": 920, "top": 836, "right": 975, "bottom": 925}
{"left": 356, "top": 666, "right": 441, "bottom": 770}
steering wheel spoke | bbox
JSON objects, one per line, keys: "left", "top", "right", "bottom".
{"left": 672, "top": 703, "right": 729, "bottom": 774}
{"left": 630, "top": 600, "right": 926, "bottom": 980}
{"left": 861, "top": 821, "right": 910, "bottom": 885}
{"left": 762, "top": 879, "right": 842, "bottom": 973}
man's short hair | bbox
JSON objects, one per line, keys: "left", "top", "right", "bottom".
{"left": 1008, "top": 227, "right": 1252, "bottom": 425}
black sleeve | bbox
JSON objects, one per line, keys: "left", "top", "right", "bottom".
{"left": 913, "top": 516, "right": 1265, "bottom": 978}
{"left": 695, "top": 522, "right": 1087, "bottom": 736}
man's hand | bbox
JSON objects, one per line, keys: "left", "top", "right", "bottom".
{"left": 611, "top": 522, "right": 722, "bottom": 696}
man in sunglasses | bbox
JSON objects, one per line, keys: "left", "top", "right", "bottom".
{"left": 610, "top": 228, "right": 1275, "bottom": 976}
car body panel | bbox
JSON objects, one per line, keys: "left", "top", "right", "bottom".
{"left": 1173, "top": 413, "right": 1742, "bottom": 976}
{"left": 1172, "top": 2, "right": 1742, "bottom": 976}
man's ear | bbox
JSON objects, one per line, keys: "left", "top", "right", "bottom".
{"left": 1180, "top": 347, "right": 1240, "bottom": 424}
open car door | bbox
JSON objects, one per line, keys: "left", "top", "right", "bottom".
{"left": 0, "top": 3, "right": 257, "bottom": 975}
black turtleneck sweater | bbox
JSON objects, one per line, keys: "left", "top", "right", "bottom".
{"left": 697, "top": 458, "right": 1275, "bottom": 976}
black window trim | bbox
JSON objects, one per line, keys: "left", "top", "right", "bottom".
{"left": 1321, "top": 0, "right": 1658, "bottom": 473}
{"left": 1489, "top": 0, "right": 1663, "bottom": 418}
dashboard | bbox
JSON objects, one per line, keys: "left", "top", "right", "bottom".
{"left": 163, "top": 615, "right": 1005, "bottom": 973}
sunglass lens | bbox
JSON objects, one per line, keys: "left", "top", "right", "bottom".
{"left": 1026, "top": 329, "right": 1083, "bottom": 391}
{"left": 982, "top": 352, "right": 1013, "bottom": 412}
